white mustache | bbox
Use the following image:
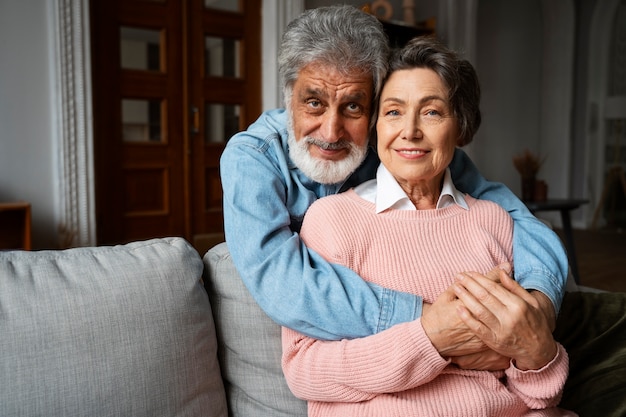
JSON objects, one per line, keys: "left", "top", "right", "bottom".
{"left": 304, "top": 137, "right": 350, "bottom": 151}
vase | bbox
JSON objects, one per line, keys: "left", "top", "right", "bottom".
{"left": 521, "top": 177, "right": 536, "bottom": 202}
{"left": 534, "top": 180, "right": 548, "bottom": 202}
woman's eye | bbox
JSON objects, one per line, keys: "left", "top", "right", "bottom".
{"left": 385, "top": 109, "right": 400, "bottom": 116}
{"left": 425, "top": 109, "right": 441, "bottom": 117}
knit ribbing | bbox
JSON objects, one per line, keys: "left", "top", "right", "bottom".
{"left": 282, "top": 190, "right": 570, "bottom": 417}
{"left": 301, "top": 190, "right": 513, "bottom": 302}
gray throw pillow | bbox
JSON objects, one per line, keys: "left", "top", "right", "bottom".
{"left": 203, "top": 242, "right": 307, "bottom": 417}
{"left": 0, "top": 237, "right": 227, "bottom": 417}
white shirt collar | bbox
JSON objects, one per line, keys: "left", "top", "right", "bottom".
{"left": 353, "top": 164, "right": 469, "bottom": 213}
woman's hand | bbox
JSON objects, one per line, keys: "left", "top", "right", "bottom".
{"left": 452, "top": 270, "right": 558, "bottom": 370}
{"left": 421, "top": 263, "right": 511, "bottom": 358}
{"left": 422, "top": 285, "right": 486, "bottom": 357}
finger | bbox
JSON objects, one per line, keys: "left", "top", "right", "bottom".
{"left": 461, "top": 271, "right": 526, "bottom": 309}
{"left": 455, "top": 272, "right": 507, "bottom": 311}
{"left": 422, "top": 296, "right": 488, "bottom": 356}
{"left": 439, "top": 282, "right": 459, "bottom": 301}
{"left": 485, "top": 263, "right": 512, "bottom": 282}
{"left": 453, "top": 273, "right": 523, "bottom": 333}
{"left": 453, "top": 274, "right": 501, "bottom": 325}
{"left": 497, "top": 262, "right": 512, "bottom": 275}
{"left": 455, "top": 303, "right": 494, "bottom": 344}
{"left": 498, "top": 272, "right": 537, "bottom": 305}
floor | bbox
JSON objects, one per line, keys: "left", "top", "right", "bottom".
{"left": 557, "top": 227, "right": 626, "bottom": 293}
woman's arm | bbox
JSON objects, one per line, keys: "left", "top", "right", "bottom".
{"left": 281, "top": 322, "right": 448, "bottom": 401}
{"left": 453, "top": 271, "right": 568, "bottom": 408}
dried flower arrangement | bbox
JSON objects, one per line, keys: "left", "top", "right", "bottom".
{"left": 512, "top": 149, "right": 545, "bottom": 179}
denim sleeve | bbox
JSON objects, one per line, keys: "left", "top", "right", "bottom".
{"left": 449, "top": 149, "right": 568, "bottom": 311}
{"left": 220, "top": 141, "right": 421, "bottom": 341}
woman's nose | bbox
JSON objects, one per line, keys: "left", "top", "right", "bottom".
{"left": 402, "top": 116, "right": 421, "bottom": 140}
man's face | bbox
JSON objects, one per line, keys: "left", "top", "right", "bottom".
{"left": 287, "top": 62, "right": 373, "bottom": 184}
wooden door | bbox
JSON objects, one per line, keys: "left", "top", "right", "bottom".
{"left": 90, "top": 0, "right": 261, "bottom": 246}
{"left": 187, "top": 0, "right": 261, "bottom": 245}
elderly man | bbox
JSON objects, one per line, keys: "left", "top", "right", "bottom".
{"left": 220, "top": 5, "right": 567, "bottom": 366}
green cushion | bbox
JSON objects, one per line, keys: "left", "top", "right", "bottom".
{"left": 555, "top": 291, "right": 626, "bottom": 417}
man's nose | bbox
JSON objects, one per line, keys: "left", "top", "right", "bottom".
{"left": 320, "top": 110, "right": 344, "bottom": 142}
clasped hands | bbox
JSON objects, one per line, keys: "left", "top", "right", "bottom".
{"left": 421, "top": 264, "right": 558, "bottom": 371}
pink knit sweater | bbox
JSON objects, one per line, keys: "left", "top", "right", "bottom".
{"left": 281, "top": 190, "right": 569, "bottom": 417}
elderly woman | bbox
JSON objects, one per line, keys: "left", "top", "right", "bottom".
{"left": 281, "top": 37, "right": 573, "bottom": 417}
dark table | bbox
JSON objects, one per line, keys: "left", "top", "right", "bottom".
{"left": 524, "top": 199, "right": 589, "bottom": 284}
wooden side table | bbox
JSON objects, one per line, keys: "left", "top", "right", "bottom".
{"left": 524, "top": 199, "right": 589, "bottom": 284}
{"left": 0, "top": 201, "right": 31, "bottom": 250}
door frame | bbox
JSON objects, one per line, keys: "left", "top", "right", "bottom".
{"left": 51, "top": 0, "right": 303, "bottom": 247}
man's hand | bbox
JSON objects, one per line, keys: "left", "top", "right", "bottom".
{"left": 422, "top": 287, "right": 486, "bottom": 357}
{"left": 421, "top": 263, "right": 512, "bottom": 358}
{"left": 529, "top": 290, "right": 556, "bottom": 331}
{"left": 450, "top": 349, "right": 510, "bottom": 371}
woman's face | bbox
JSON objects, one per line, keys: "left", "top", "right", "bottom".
{"left": 376, "top": 68, "right": 459, "bottom": 191}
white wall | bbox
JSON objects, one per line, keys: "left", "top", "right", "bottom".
{"left": 0, "top": 1, "right": 59, "bottom": 249}
{"left": 469, "top": 0, "right": 575, "bottom": 227}
{"left": 0, "top": 0, "right": 596, "bottom": 250}
{"left": 470, "top": 0, "right": 543, "bottom": 195}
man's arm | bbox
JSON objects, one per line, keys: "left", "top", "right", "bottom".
{"left": 220, "top": 136, "right": 420, "bottom": 340}
{"left": 449, "top": 148, "right": 569, "bottom": 314}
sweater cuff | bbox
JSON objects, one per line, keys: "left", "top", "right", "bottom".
{"left": 506, "top": 343, "right": 568, "bottom": 408}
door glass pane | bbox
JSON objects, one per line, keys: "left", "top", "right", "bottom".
{"left": 205, "top": 103, "right": 240, "bottom": 143}
{"left": 205, "top": 36, "right": 241, "bottom": 77}
{"left": 122, "top": 99, "right": 165, "bottom": 143}
{"left": 120, "top": 27, "right": 162, "bottom": 72}
{"left": 204, "top": 0, "right": 241, "bottom": 12}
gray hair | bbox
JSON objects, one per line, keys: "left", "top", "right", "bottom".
{"left": 278, "top": 5, "right": 389, "bottom": 117}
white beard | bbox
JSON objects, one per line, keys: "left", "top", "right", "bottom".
{"left": 286, "top": 119, "right": 368, "bottom": 185}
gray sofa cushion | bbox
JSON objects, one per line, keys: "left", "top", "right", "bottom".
{"left": 203, "top": 242, "right": 307, "bottom": 417}
{"left": 0, "top": 237, "right": 227, "bottom": 417}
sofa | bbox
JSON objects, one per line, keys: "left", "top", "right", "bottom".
{"left": 1, "top": 237, "right": 624, "bottom": 416}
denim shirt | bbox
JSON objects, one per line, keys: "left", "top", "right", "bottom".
{"left": 220, "top": 108, "right": 568, "bottom": 340}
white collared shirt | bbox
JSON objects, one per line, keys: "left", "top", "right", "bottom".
{"left": 353, "top": 164, "right": 469, "bottom": 213}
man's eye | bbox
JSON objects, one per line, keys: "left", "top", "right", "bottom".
{"left": 307, "top": 100, "right": 321, "bottom": 108}
{"left": 345, "top": 103, "right": 365, "bottom": 116}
